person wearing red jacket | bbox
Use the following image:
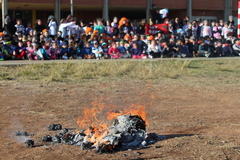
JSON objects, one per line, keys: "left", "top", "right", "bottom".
{"left": 108, "top": 42, "right": 121, "bottom": 59}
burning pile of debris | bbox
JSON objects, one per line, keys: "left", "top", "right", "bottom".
{"left": 42, "top": 105, "right": 163, "bottom": 153}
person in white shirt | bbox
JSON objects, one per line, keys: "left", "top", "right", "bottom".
{"left": 200, "top": 20, "right": 212, "bottom": 38}
{"left": 48, "top": 17, "right": 57, "bottom": 37}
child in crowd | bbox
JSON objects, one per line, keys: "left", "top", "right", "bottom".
{"left": 92, "top": 41, "right": 103, "bottom": 60}
{"left": 60, "top": 42, "right": 70, "bottom": 59}
{"left": 118, "top": 40, "right": 131, "bottom": 58}
{"left": 108, "top": 42, "right": 121, "bottom": 59}
{"left": 101, "top": 42, "right": 109, "bottom": 59}
{"left": 26, "top": 41, "right": 36, "bottom": 60}
{"left": 73, "top": 41, "right": 83, "bottom": 59}
{"left": 13, "top": 41, "right": 26, "bottom": 59}
{"left": 82, "top": 42, "right": 94, "bottom": 59}
{"left": 198, "top": 40, "right": 211, "bottom": 57}
{"left": 15, "top": 19, "right": 25, "bottom": 36}
{"left": 48, "top": 42, "right": 59, "bottom": 59}
{"left": 130, "top": 43, "right": 141, "bottom": 59}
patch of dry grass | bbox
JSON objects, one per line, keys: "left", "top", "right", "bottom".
{"left": 0, "top": 59, "right": 240, "bottom": 85}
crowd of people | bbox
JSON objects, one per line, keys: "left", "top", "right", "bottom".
{"left": 0, "top": 14, "right": 239, "bottom": 61}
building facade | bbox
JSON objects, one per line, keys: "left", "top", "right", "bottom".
{"left": 0, "top": 0, "right": 239, "bottom": 27}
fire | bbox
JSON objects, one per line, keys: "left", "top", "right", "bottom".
{"left": 106, "top": 104, "right": 148, "bottom": 126}
{"left": 76, "top": 99, "right": 148, "bottom": 147}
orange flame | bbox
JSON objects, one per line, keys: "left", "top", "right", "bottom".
{"left": 76, "top": 99, "right": 148, "bottom": 147}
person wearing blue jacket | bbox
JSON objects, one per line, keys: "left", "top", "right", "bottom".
{"left": 82, "top": 42, "right": 94, "bottom": 59}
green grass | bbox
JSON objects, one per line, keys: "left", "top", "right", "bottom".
{"left": 1, "top": 59, "right": 240, "bottom": 85}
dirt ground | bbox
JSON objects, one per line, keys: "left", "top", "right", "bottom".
{"left": 1, "top": 78, "right": 240, "bottom": 160}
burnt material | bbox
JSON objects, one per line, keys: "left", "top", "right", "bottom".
{"left": 42, "top": 135, "right": 52, "bottom": 142}
{"left": 42, "top": 114, "right": 163, "bottom": 153}
{"left": 15, "top": 131, "right": 29, "bottom": 136}
{"left": 47, "top": 124, "right": 62, "bottom": 131}
{"left": 25, "top": 139, "right": 34, "bottom": 148}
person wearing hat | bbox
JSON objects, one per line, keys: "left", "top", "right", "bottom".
{"left": 228, "top": 15, "right": 235, "bottom": 28}
{"left": 101, "top": 42, "right": 110, "bottom": 59}
{"left": 3, "top": 41, "right": 14, "bottom": 59}
{"left": 13, "top": 41, "right": 26, "bottom": 60}
{"left": 59, "top": 41, "right": 71, "bottom": 59}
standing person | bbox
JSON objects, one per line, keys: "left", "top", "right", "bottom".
{"left": 173, "top": 17, "right": 182, "bottom": 36}
{"left": 105, "top": 20, "right": 113, "bottom": 36}
{"left": 212, "top": 22, "right": 222, "bottom": 39}
{"left": 58, "top": 19, "right": 75, "bottom": 39}
{"left": 34, "top": 19, "right": 46, "bottom": 36}
{"left": 4, "top": 15, "right": 16, "bottom": 37}
{"left": 119, "top": 17, "right": 132, "bottom": 38}
{"left": 108, "top": 42, "right": 121, "bottom": 59}
{"left": 94, "top": 19, "right": 106, "bottom": 35}
{"left": 13, "top": 41, "right": 26, "bottom": 59}
{"left": 228, "top": 15, "right": 235, "bottom": 28}
{"left": 15, "top": 19, "right": 25, "bottom": 36}
{"left": 25, "top": 22, "right": 33, "bottom": 36}
{"left": 47, "top": 15, "right": 57, "bottom": 38}
{"left": 200, "top": 20, "right": 212, "bottom": 38}
{"left": 137, "top": 19, "right": 147, "bottom": 35}
{"left": 128, "top": 34, "right": 148, "bottom": 58}
{"left": 111, "top": 17, "right": 119, "bottom": 36}
{"left": 185, "top": 22, "right": 193, "bottom": 38}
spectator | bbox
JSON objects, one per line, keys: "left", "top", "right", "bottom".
{"left": 13, "top": 41, "right": 26, "bottom": 59}
{"left": 108, "top": 42, "right": 121, "bottom": 59}
{"left": 15, "top": 19, "right": 25, "bottom": 36}
{"left": 94, "top": 19, "right": 106, "bottom": 35}
{"left": 200, "top": 20, "right": 212, "bottom": 38}
{"left": 82, "top": 41, "right": 94, "bottom": 59}
{"left": 198, "top": 40, "right": 211, "bottom": 57}
{"left": 92, "top": 41, "right": 103, "bottom": 60}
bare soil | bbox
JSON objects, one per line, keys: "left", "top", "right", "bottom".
{"left": 1, "top": 78, "right": 240, "bottom": 160}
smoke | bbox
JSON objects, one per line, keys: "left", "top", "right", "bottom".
{"left": 9, "top": 118, "right": 31, "bottom": 144}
